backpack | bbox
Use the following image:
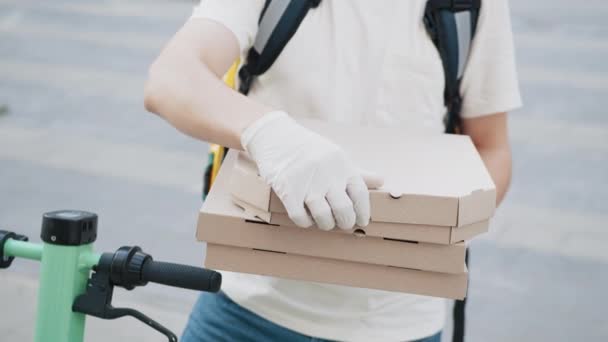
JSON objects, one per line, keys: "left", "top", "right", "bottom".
{"left": 204, "top": 1, "right": 481, "bottom": 340}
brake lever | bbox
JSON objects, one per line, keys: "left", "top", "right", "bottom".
{"left": 104, "top": 306, "right": 177, "bottom": 342}
{"left": 72, "top": 256, "right": 177, "bottom": 342}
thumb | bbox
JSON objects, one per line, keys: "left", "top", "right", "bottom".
{"left": 359, "top": 169, "right": 384, "bottom": 190}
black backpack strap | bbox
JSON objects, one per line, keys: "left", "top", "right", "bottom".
{"left": 238, "top": 0, "right": 321, "bottom": 95}
{"left": 424, "top": 2, "right": 480, "bottom": 341}
{"left": 452, "top": 249, "right": 470, "bottom": 342}
{"left": 424, "top": 0, "right": 481, "bottom": 134}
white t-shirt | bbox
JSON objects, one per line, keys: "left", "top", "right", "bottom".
{"left": 192, "top": 1, "right": 522, "bottom": 341}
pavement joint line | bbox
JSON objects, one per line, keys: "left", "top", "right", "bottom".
{"left": 0, "top": 58, "right": 143, "bottom": 101}
{"left": 0, "top": 0, "right": 192, "bottom": 20}
{"left": 483, "top": 202, "right": 608, "bottom": 264}
{"left": 515, "top": 32, "right": 608, "bottom": 52}
{"left": 509, "top": 117, "right": 608, "bottom": 153}
{"left": 517, "top": 66, "right": 608, "bottom": 92}
{"left": 0, "top": 21, "right": 170, "bottom": 51}
{"left": 0, "top": 123, "right": 203, "bottom": 194}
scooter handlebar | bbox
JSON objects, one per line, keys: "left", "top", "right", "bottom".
{"left": 141, "top": 260, "right": 222, "bottom": 293}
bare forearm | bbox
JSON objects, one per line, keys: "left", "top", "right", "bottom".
{"left": 144, "top": 20, "right": 272, "bottom": 149}
{"left": 477, "top": 146, "right": 512, "bottom": 205}
{"left": 145, "top": 58, "right": 269, "bottom": 149}
{"left": 461, "top": 112, "right": 512, "bottom": 207}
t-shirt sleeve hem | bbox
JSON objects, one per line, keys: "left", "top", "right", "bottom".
{"left": 190, "top": 2, "right": 260, "bottom": 55}
{"left": 188, "top": 16, "right": 247, "bottom": 54}
{"left": 460, "top": 95, "right": 523, "bottom": 119}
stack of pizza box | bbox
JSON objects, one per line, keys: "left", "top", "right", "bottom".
{"left": 197, "top": 120, "right": 495, "bottom": 300}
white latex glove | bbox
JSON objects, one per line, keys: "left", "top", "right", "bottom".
{"left": 241, "top": 111, "right": 382, "bottom": 230}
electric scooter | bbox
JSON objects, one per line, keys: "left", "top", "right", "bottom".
{"left": 0, "top": 209, "right": 222, "bottom": 342}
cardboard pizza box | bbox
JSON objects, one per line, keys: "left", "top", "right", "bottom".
{"left": 224, "top": 151, "right": 489, "bottom": 244}
{"left": 229, "top": 119, "right": 495, "bottom": 227}
{"left": 205, "top": 151, "right": 488, "bottom": 244}
{"left": 205, "top": 244, "right": 468, "bottom": 300}
{"left": 197, "top": 160, "right": 467, "bottom": 273}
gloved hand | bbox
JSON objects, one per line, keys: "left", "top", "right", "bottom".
{"left": 240, "top": 111, "right": 383, "bottom": 231}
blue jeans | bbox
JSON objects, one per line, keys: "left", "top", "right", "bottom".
{"left": 182, "top": 292, "right": 442, "bottom": 342}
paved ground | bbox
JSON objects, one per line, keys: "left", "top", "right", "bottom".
{"left": 0, "top": 0, "right": 606, "bottom": 341}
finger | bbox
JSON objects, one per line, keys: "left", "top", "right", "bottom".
{"left": 288, "top": 207, "right": 314, "bottom": 228}
{"left": 305, "top": 197, "right": 336, "bottom": 231}
{"left": 347, "top": 176, "right": 371, "bottom": 227}
{"left": 359, "top": 169, "right": 384, "bottom": 190}
{"left": 326, "top": 189, "right": 356, "bottom": 230}
{"left": 283, "top": 197, "right": 314, "bottom": 228}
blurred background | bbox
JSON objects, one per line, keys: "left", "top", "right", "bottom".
{"left": 0, "top": 0, "right": 606, "bottom": 341}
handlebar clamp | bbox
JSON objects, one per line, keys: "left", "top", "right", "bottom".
{"left": 103, "top": 246, "right": 151, "bottom": 290}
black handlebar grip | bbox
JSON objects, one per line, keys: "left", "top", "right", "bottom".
{"left": 141, "top": 260, "right": 222, "bottom": 293}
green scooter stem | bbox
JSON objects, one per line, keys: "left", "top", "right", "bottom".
{"left": 36, "top": 242, "right": 99, "bottom": 342}
{"left": 4, "top": 238, "right": 101, "bottom": 342}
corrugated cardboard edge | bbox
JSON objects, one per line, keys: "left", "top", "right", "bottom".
{"left": 205, "top": 244, "right": 468, "bottom": 300}
{"left": 457, "top": 188, "right": 496, "bottom": 227}
{"left": 268, "top": 210, "right": 451, "bottom": 244}
{"left": 229, "top": 151, "right": 287, "bottom": 213}
{"left": 266, "top": 207, "right": 488, "bottom": 245}
{"left": 268, "top": 190, "right": 494, "bottom": 228}
{"left": 455, "top": 137, "right": 496, "bottom": 227}
{"left": 232, "top": 196, "right": 272, "bottom": 222}
{"left": 370, "top": 192, "right": 458, "bottom": 226}
{"left": 270, "top": 189, "right": 495, "bottom": 228}
{"left": 450, "top": 220, "right": 490, "bottom": 243}
{"left": 197, "top": 208, "right": 466, "bottom": 273}
{"left": 229, "top": 152, "right": 273, "bottom": 211}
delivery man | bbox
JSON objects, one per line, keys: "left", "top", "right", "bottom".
{"left": 143, "top": 0, "right": 521, "bottom": 341}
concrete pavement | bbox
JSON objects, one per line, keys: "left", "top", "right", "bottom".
{"left": 0, "top": 0, "right": 606, "bottom": 341}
